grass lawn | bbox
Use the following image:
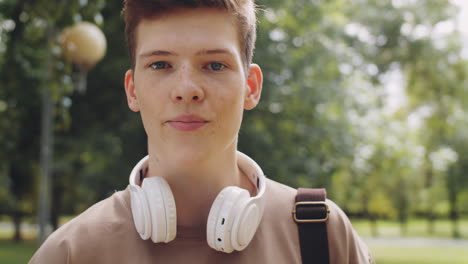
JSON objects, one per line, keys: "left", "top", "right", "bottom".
{"left": 351, "top": 218, "right": 468, "bottom": 239}
{"left": 0, "top": 240, "right": 36, "bottom": 264}
{"left": 370, "top": 246, "right": 468, "bottom": 264}
{"left": 351, "top": 218, "right": 468, "bottom": 264}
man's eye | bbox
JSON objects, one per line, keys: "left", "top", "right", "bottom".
{"left": 150, "top": 61, "right": 170, "bottom": 70}
{"left": 207, "top": 62, "right": 225, "bottom": 71}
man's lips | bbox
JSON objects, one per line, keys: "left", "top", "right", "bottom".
{"left": 165, "top": 115, "right": 209, "bottom": 131}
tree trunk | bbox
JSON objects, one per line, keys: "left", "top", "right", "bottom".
{"left": 51, "top": 203, "right": 59, "bottom": 231}
{"left": 449, "top": 191, "right": 460, "bottom": 238}
{"left": 397, "top": 182, "right": 409, "bottom": 237}
{"left": 427, "top": 212, "right": 435, "bottom": 234}
{"left": 12, "top": 211, "right": 22, "bottom": 242}
{"left": 425, "top": 166, "right": 435, "bottom": 235}
{"left": 447, "top": 167, "right": 460, "bottom": 238}
{"left": 370, "top": 216, "right": 378, "bottom": 237}
{"left": 399, "top": 219, "right": 407, "bottom": 237}
{"left": 363, "top": 194, "right": 378, "bottom": 237}
{"left": 451, "top": 216, "right": 460, "bottom": 239}
{"left": 51, "top": 171, "right": 63, "bottom": 231}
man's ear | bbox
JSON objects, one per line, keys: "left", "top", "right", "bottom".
{"left": 244, "top": 64, "right": 263, "bottom": 110}
{"left": 124, "top": 69, "right": 140, "bottom": 112}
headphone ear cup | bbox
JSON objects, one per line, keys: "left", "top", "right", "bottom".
{"left": 129, "top": 185, "right": 152, "bottom": 240}
{"left": 142, "top": 177, "right": 169, "bottom": 243}
{"left": 231, "top": 200, "right": 260, "bottom": 251}
{"left": 207, "top": 187, "right": 228, "bottom": 250}
{"left": 207, "top": 187, "right": 249, "bottom": 253}
{"left": 156, "top": 177, "right": 177, "bottom": 242}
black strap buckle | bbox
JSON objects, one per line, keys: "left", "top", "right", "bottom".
{"left": 293, "top": 201, "right": 330, "bottom": 223}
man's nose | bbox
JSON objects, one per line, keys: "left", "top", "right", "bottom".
{"left": 170, "top": 65, "right": 205, "bottom": 103}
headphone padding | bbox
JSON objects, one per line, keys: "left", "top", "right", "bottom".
{"left": 231, "top": 199, "right": 260, "bottom": 250}
{"left": 208, "top": 187, "right": 248, "bottom": 253}
{"left": 207, "top": 187, "right": 227, "bottom": 249}
{"left": 142, "top": 177, "right": 167, "bottom": 243}
{"left": 129, "top": 185, "right": 152, "bottom": 240}
{"left": 156, "top": 177, "right": 177, "bottom": 242}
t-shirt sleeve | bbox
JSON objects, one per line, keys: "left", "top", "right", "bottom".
{"left": 326, "top": 200, "right": 375, "bottom": 264}
{"left": 28, "top": 189, "right": 132, "bottom": 264}
{"left": 28, "top": 232, "right": 71, "bottom": 264}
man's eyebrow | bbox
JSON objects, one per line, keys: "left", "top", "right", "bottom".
{"left": 195, "top": 48, "right": 235, "bottom": 56}
{"left": 139, "top": 48, "right": 235, "bottom": 58}
{"left": 139, "top": 50, "right": 177, "bottom": 58}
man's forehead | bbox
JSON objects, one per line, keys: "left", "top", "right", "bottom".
{"left": 137, "top": 7, "right": 235, "bottom": 32}
{"left": 134, "top": 9, "right": 241, "bottom": 59}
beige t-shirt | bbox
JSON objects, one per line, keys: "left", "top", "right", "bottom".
{"left": 29, "top": 179, "right": 372, "bottom": 263}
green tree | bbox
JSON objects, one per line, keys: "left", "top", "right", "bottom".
{"left": 0, "top": 0, "right": 106, "bottom": 241}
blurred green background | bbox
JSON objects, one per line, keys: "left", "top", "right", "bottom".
{"left": 1, "top": 0, "right": 468, "bottom": 263}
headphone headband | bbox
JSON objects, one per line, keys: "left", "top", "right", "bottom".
{"left": 129, "top": 151, "right": 266, "bottom": 202}
{"left": 236, "top": 152, "right": 266, "bottom": 217}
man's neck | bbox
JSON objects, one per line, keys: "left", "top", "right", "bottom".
{"left": 145, "top": 149, "right": 256, "bottom": 229}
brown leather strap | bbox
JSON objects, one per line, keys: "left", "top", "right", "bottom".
{"left": 294, "top": 188, "right": 330, "bottom": 264}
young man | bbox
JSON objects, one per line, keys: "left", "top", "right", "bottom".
{"left": 30, "top": 0, "right": 372, "bottom": 263}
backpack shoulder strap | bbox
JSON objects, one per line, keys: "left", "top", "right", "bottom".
{"left": 293, "top": 188, "right": 330, "bottom": 264}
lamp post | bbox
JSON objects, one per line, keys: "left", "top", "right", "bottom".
{"left": 59, "top": 21, "right": 107, "bottom": 92}
{"left": 38, "top": 21, "right": 106, "bottom": 244}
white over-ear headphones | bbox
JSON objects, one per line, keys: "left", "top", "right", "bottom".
{"left": 129, "top": 151, "right": 266, "bottom": 253}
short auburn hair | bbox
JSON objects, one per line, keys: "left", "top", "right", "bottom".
{"left": 122, "top": 0, "right": 257, "bottom": 74}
